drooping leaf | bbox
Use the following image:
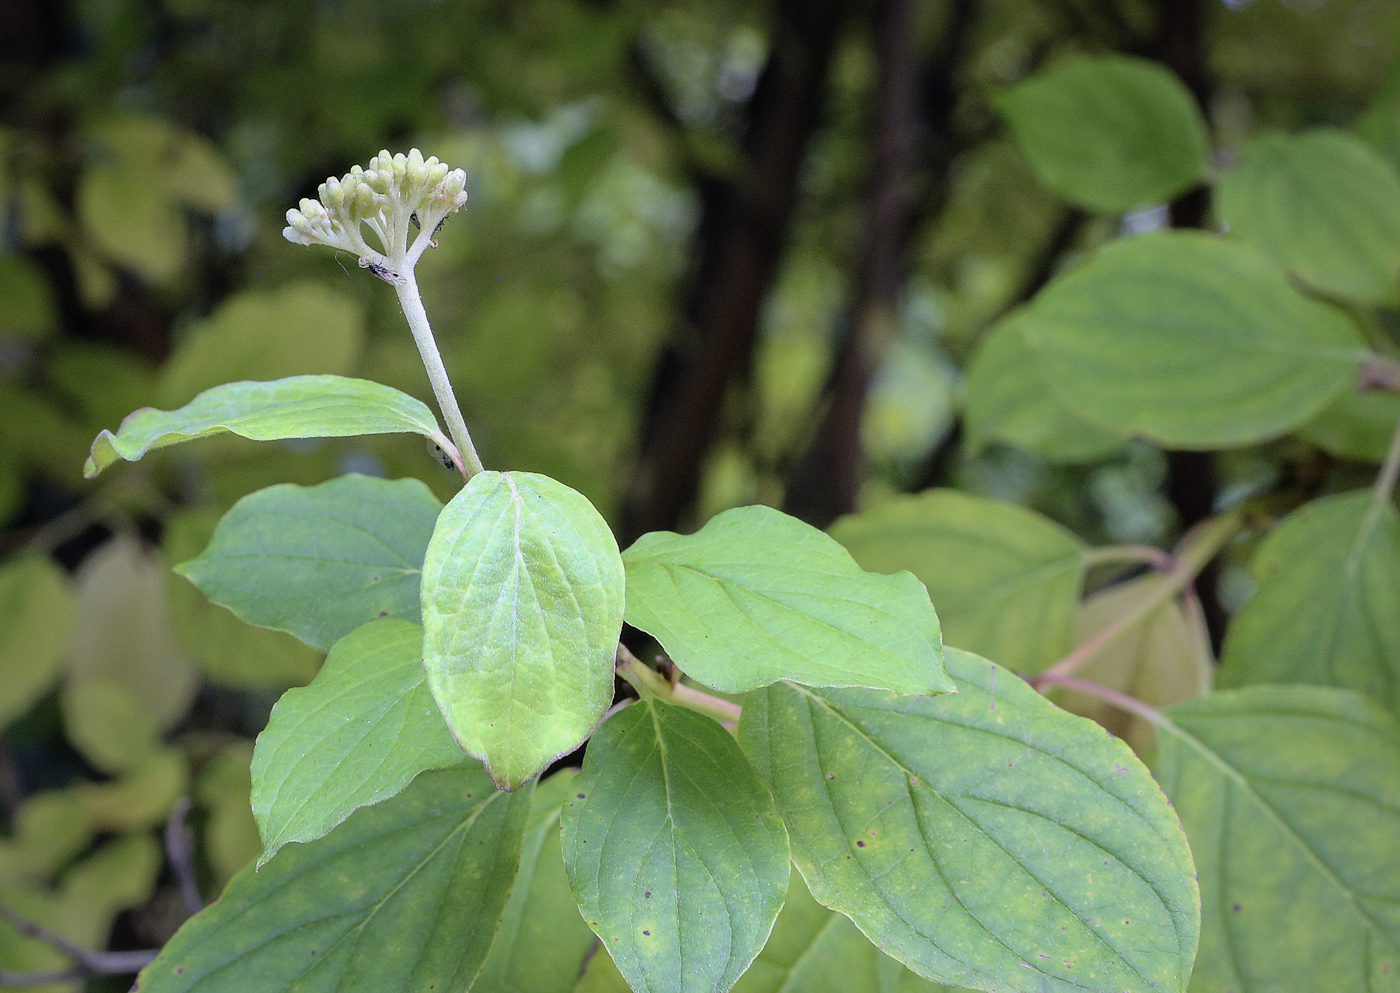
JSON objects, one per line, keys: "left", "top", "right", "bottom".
{"left": 830, "top": 490, "right": 1087, "bottom": 674}
{"left": 473, "top": 770, "right": 597, "bottom": 993}
{"left": 1217, "top": 129, "right": 1400, "bottom": 305}
{"left": 136, "top": 765, "right": 531, "bottom": 993}
{"left": 623, "top": 505, "right": 953, "bottom": 695}
{"left": 84, "top": 375, "right": 455, "bottom": 478}
{"left": 159, "top": 283, "right": 365, "bottom": 407}
{"left": 963, "top": 312, "right": 1125, "bottom": 464}
{"left": 421, "top": 470, "right": 625, "bottom": 790}
{"left": 739, "top": 648, "right": 1200, "bottom": 993}
{"left": 561, "top": 699, "right": 790, "bottom": 993}
{"left": 1218, "top": 491, "right": 1400, "bottom": 712}
{"left": 1298, "top": 389, "right": 1400, "bottom": 462}
{"left": 1055, "top": 575, "right": 1213, "bottom": 754}
{"left": 996, "top": 54, "right": 1210, "bottom": 212}
{"left": 250, "top": 620, "right": 465, "bottom": 862}
{"left": 164, "top": 509, "right": 321, "bottom": 688}
{"left": 1154, "top": 686, "right": 1400, "bottom": 991}
{"left": 0, "top": 554, "right": 73, "bottom": 729}
{"left": 178, "top": 475, "right": 442, "bottom": 651}
{"left": 733, "top": 872, "right": 958, "bottom": 993}
{"left": 1023, "top": 231, "right": 1367, "bottom": 448}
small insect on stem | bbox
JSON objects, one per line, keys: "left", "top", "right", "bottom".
{"left": 429, "top": 442, "right": 458, "bottom": 471}
{"left": 359, "top": 258, "right": 407, "bottom": 286}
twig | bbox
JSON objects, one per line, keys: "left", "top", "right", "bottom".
{"left": 1035, "top": 672, "right": 1176, "bottom": 734}
{"left": 1082, "top": 544, "right": 1174, "bottom": 571}
{"left": 0, "top": 904, "right": 159, "bottom": 981}
{"left": 1360, "top": 352, "right": 1400, "bottom": 392}
{"left": 165, "top": 796, "right": 203, "bottom": 917}
{"left": 615, "top": 644, "right": 743, "bottom": 727}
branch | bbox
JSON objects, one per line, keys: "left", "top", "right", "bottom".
{"left": 615, "top": 644, "right": 743, "bottom": 727}
{"left": 0, "top": 904, "right": 158, "bottom": 982}
{"left": 165, "top": 796, "right": 204, "bottom": 918}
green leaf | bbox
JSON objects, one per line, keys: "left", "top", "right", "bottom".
{"left": 136, "top": 764, "right": 531, "bottom": 993}
{"left": 739, "top": 648, "right": 1200, "bottom": 993}
{"left": 734, "top": 872, "right": 958, "bottom": 993}
{"left": 1299, "top": 389, "right": 1400, "bottom": 462}
{"left": 996, "top": 54, "right": 1210, "bottom": 212}
{"left": 1218, "top": 491, "right": 1400, "bottom": 712}
{"left": 76, "top": 159, "right": 185, "bottom": 282}
{"left": 623, "top": 505, "right": 953, "bottom": 695}
{"left": 159, "top": 283, "right": 365, "bottom": 408}
{"left": 0, "top": 256, "right": 57, "bottom": 340}
{"left": 561, "top": 698, "right": 790, "bottom": 993}
{"left": 1154, "top": 686, "right": 1400, "bottom": 991}
{"left": 0, "top": 555, "right": 73, "bottom": 729}
{"left": 196, "top": 743, "right": 261, "bottom": 888}
{"left": 1023, "top": 231, "right": 1367, "bottom": 448}
{"left": 473, "top": 770, "right": 597, "bottom": 993}
{"left": 1217, "top": 129, "right": 1400, "bottom": 305}
{"left": 963, "top": 312, "right": 1126, "bottom": 464}
{"left": 830, "top": 490, "right": 1087, "bottom": 674}
{"left": 178, "top": 475, "right": 442, "bottom": 651}
{"left": 60, "top": 678, "right": 162, "bottom": 774}
{"left": 84, "top": 375, "right": 454, "bottom": 479}
{"left": 77, "top": 749, "right": 188, "bottom": 832}
{"left": 251, "top": 619, "right": 465, "bottom": 863}
{"left": 421, "top": 470, "right": 625, "bottom": 790}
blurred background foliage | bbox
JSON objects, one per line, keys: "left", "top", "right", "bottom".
{"left": 0, "top": 0, "right": 1398, "bottom": 987}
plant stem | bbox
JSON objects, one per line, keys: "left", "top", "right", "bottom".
{"left": 1361, "top": 352, "right": 1400, "bottom": 392}
{"left": 394, "top": 270, "right": 483, "bottom": 479}
{"left": 1034, "top": 672, "right": 1176, "bottom": 734}
{"left": 1363, "top": 413, "right": 1400, "bottom": 539}
{"left": 1033, "top": 509, "right": 1243, "bottom": 690}
{"left": 1082, "top": 544, "right": 1174, "bottom": 571}
{"left": 615, "top": 646, "right": 743, "bottom": 726}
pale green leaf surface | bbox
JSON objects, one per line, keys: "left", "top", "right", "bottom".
{"left": 178, "top": 474, "right": 442, "bottom": 650}
{"left": 85, "top": 375, "right": 453, "bottom": 478}
{"left": 1298, "top": 389, "right": 1400, "bottom": 462}
{"left": 963, "top": 312, "right": 1125, "bottom": 463}
{"left": 421, "top": 470, "right": 625, "bottom": 790}
{"left": 196, "top": 743, "right": 261, "bottom": 887}
{"left": 1154, "top": 686, "right": 1400, "bottom": 991}
{"left": 624, "top": 505, "right": 952, "bottom": 695}
{"left": 830, "top": 490, "right": 1086, "bottom": 674}
{"left": 473, "top": 770, "right": 597, "bottom": 993}
{"left": 1218, "top": 491, "right": 1400, "bottom": 712}
{"left": 0, "top": 790, "right": 93, "bottom": 887}
{"left": 0, "top": 555, "right": 73, "bottom": 729}
{"left": 77, "top": 749, "right": 187, "bottom": 833}
{"left": 1023, "top": 232, "right": 1367, "bottom": 448}
{"left": 996, "top": 54, "right": 1210, "bottom": 212}
{"left": 136, "top": 765, "right": 530, "bottom": 993}
{"left": 562, "top": 699, "right": 790, "bottom": 993}
{"left": 76, "top": 162, "right": 184, "bottom": 281}
{"left": 60, "top": 679, "right": 162, "bottom": 774}
{"left": 739, "top": 648, "right": 1200, "bottom": 993}
{"left": 251, "top": 620, "right": 465, "bottom": 862}
{"left": 159, "top": 283, "right": 365, "bottom": 407}
{"left": 1217, "top": 129, "right": 1400, "bottom": 305}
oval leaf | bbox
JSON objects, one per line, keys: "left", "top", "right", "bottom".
{"left": 830, "top": 490, "right": 1088, "bottom": 674}
{"left": 1154, "top": 686, "right": 1400, "bottom": 991}
{"left": 739, "top": 649, "right": 1200, "bottom": 993}
{"left": 623, "top": 505, "right": 953, "bottom": 695}
{"left": 996, "top": 54, "right": 1210, "bottom": 212}
{"left": 1023, "top": 231, "right": 1367, "bottom": 448}
{"left": 136, "top": 764, "right": 531, "bottom": 993}
{"left": 177, "top": 474, "right": 442, "bottom": 651}
{"left": 1217, "top": 129, "right": 1400, "bottom": 305}
{"left": 250, "top": 619, "right": 466, "bottom": 863}
{"left": 561, "top": 698, "right": 790, "bottom": 993}
{"left": 84, "top": 375, "right": 455, "bottom": 478}
{"left": 421, "top": 470, "right": 625, "bottom": 790}
{"left": 0, "top": 554, "right": 73, "bottom": 729}
{"left": 1218, "top": 490, "right": 1400, "bottom": 712}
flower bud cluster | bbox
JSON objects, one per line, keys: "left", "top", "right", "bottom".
{"left": 282, "top": 149, "right": 468, "bottom": 276}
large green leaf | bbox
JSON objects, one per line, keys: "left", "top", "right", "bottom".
{"left": 996, "top": 54, "right": 1209, "bottom": 212}
{"left": 1218, "top": 491, "right": 1400, "bottom": 711}
{"left": 0, "top": 555, "right": 73, "bottom": 729}
{"left": 1217, "top": 129, "right": 1400, "bottom": 305}
{"left": 1299, "top": 389, "right": 1400, "bottom": 462}
{"left": 739, "top": 649, "right": 1199, "bottom": 993}
{"left": 962, "top": 312, "right": 1125, "bottom": 464}
{"left": 178, "top": 474, "right": 442, "bottom": 651}
{"left": 136, "top": 764, "right": 531, "bottom": 993}
{"left": 561, "top": 699, "right": 790, "bottom": 993}
{"left": 1023, "top": 232, "right": 1367, "bottom": 448}
{"left": 830, "top": 490, "right": 1087, "bottom": 674}
{"left": 85, "top": 375, "right": 454, "bottom": 478}
{"left": 473, "top": 770, "right": 597, "bottom": 993}
{"left": 421, "top": 470, "right": 625, "bottom": 790}
{"left": 1154, "top": 686, "right": 1400, "bottom": 991}
{"left": 733, "top": 872, "right": 958, "bottom": 993}
{"left": 250, "top": 620, "right": 466, "bottom": 863}
{"left": 623, "top": 505, "right": 953, "bottom": 695}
